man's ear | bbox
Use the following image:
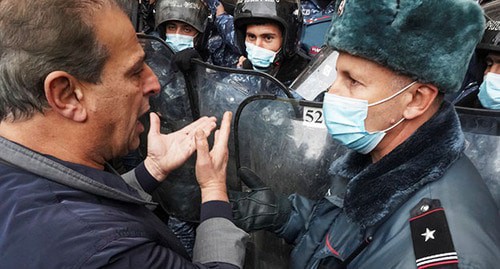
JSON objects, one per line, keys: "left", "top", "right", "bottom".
{"left": 44, "top": 71, "right": 87, "bottom": 122}
{"left": 402, "top": 83, "right": 440, "bottom": 120}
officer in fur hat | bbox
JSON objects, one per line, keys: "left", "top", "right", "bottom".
{"left": 229, "top": 0, "right": 500, "bottom": 268}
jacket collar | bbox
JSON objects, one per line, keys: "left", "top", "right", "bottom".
{"left": 0, "top": 137, "right": 154, "bottom": 206}
{"left": 330, "top": 101, "right": 465, "bottom": 227}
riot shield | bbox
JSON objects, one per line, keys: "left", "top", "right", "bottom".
{"left": 185, "top": 60, "right": 294, "bottom": 190}
{"left": 234, "top": 96, "right": 348, "bottom": 268}
{"left": 136, "top": 37, "right": 294, "bottom": 221}
{"left": 187, "top": 59, "right": 293, "bottom": 118}
{"left": 456, "top": 105, "right": 500, "bottom": 210}
{"left": 137, "top": 34, "right": 200, "bottom": 222}
{"left": 139, "top": 34, "right": 195, "bottom": 133}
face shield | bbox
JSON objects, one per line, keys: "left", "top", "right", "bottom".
{"left": 289, "top": 46, "right": 339, "bottom": 100}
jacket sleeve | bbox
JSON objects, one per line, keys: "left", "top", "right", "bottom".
{"left": 214, "top": 14, "right": 240, "bottom": 54}
{"left": 119, "top": 170, "right": 248, "bottom": 268}
{"left": 93, "top": 217, "right": 248, "bottom": 269}
{"left": 193, "top": 218, "right": 248, "bottom": 267}
{"left": 121, "top": 162, "right": 157, "bottom": 202}
{"left": 275, "top": 193, "right": 318, "bottom": 244}
{"left": 94, "top": 238, "right": 242, "bottom": 269}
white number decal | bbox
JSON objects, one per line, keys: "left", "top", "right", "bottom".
{"left": 303, "top": 107, "right": 325, "bottom": 129}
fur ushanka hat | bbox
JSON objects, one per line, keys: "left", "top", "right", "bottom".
{"left": 326, "top": 0, "right": 486, "bottom": 94}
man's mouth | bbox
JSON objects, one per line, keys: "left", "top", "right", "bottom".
{"left": 138, "top": 109, "right": 150, "bottom": 123}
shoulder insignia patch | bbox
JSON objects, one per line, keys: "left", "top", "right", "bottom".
{"left": 409, "top": 198, "right": 458, "bottom": 269}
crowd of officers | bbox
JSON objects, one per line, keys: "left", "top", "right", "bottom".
{"left": 137, "top": 0, "right": 500, "bottom": 109}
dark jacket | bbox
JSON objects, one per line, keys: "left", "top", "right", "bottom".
{"left": 0, "top": 137, "right": 247, "bottom": 268}
{"left": 277, "top": 101, "right": 500, "bottom": 268}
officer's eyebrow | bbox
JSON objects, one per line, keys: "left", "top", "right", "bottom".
{"left": 338, "top": 68, "right": 367, "bottom": 85}
{"left": 487, "top": 53, "right": 500, "bottom": 63}
{"left": 261, "top": 32, "right": 278, "bottom": 37}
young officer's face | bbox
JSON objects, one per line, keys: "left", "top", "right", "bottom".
{"left": 484, "top": 52, "right": 500, "bottom": 75}
{"left": 245, "top": 23, "right": 283, "bottom": 52}
{"left": 165, "top": 21, "right": 199, "bottom": 37}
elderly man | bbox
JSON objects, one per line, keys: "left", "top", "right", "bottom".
{"left": 230, "top": 0, "right": 500, "bottom": 268}
{"left": 0, "top": 0, "right": 247, "bottom": 268}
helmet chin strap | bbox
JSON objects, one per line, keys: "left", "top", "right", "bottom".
{"left": 273, "top": 47, "right": 284, "bottom": 64}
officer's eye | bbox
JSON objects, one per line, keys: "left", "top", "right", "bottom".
{"left": 348, "top": 77, "right": 360, "bottom": 87}
{"left": 166, "top": 24, "right": 176, "bottom": 31}
{"left": 246, "top": 33, "right": 256, "bottom": 41}
{"left": 265, "top": 35, "right": 275, "bottom": 42}
{"left": 486, "top": 57, "right": 494, "bottom": 67}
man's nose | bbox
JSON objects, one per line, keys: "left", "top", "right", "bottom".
{"left": 143, "top": 64, "right": 160, "bottom": 96}
{"left": 327, "top": 79, "right": 341, "bottom": 94}
{"left": 255, "top": 38, "right": 264, "bottom": 48}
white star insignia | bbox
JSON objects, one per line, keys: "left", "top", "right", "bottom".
{"left": 421, "top": 228, "right": 436, "bottom": 242}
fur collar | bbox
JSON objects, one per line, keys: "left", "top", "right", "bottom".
{"left": 329, "top": 101, "right": 465, "bottom": 227}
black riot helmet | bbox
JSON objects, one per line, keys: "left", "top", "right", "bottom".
{"left": 234, "top": 0, "right": 303, "bottom": 60}
{"left": 477, "top": 1, "right": 500, "bottom": 53}
{"left": 220, "top": 0, "right": 237, "bottom": 15}
{"left": 154, "top": 0, "right": 210, "bottom": 50}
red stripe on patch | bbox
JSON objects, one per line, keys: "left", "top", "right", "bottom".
{"left": 418, "top": 260, "right": 458, "bottom": 269}
{"left": 409, "top": 208, "right": 444, "bottom": 222}
{"left": 325, "top": 233, "right": 340, "bottom": 257}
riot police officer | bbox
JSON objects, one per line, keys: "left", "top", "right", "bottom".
{"left": 454, "top": 1, "right": 500, "bottom": 109}
{"left": 233, "top": 0, "right": 309, "bottom": 85}
{"left": 155, "top": 0, "right": 210, "bottom": 53}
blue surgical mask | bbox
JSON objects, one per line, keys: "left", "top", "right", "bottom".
{"left": 322, "top": 81, "right": 416, "bottom": 154}
{"left": 245, "top": 42, "right": 278, "bottom": 69}
{"left": 165, "top": 34, "right": 194, "bottom": 53}
{"left": 478, "top": 72, "right": 500, "bottom": 109}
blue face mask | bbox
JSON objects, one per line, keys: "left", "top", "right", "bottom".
{"left": 478, "top": 72, "right": 500, "bottom": 110}
{"left": 245, "top": 42, "right": 278, "bottom": 69}
{"left": 322, "top": 81, "right": 416, "bottom": 154}
{"left": 165, "top": 34, "right": 194, "bottom": 53}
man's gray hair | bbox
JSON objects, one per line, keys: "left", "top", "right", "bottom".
{"left": 0, "top": 0, "right": 125, "bottom": 121}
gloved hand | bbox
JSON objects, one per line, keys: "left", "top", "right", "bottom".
{"left": 172, "top": 48, "right": 201, "bottom": 73}
{"left": 229, "top": 167, "right": 292, "bottom": 233}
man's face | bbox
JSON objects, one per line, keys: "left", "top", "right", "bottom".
{"left": 165, "top": 21, "right": 198, "bottom": 37}
{"left": 245, "top": 23, "right": 283, "bottom": 52}
{"left": 484, "top": 52, "right": 500, "bottom": 75}
{"left": 80, "top": 6, "right": 160, "bottom": 160}
{"left": 327, "top": 52, "right": 412, "bottom": 132}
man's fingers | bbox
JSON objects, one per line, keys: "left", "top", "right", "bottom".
{"left": 198, "top": 118, "right": 217, "bottom": 137}
{"left": 195, "top": 129, "right": 210, "bottom": 168}
{"left": 181, "top": 116, "right": 216, "bottom": 134}
{"left": 213, "top": 111, "right": 232, "bottom": 153}
{"left": 148, "top": 112, "right": 161, "bottom": 138}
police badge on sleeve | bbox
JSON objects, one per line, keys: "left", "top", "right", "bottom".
{"left": 409, "top": 198, "right": 459, "bottom": 269}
